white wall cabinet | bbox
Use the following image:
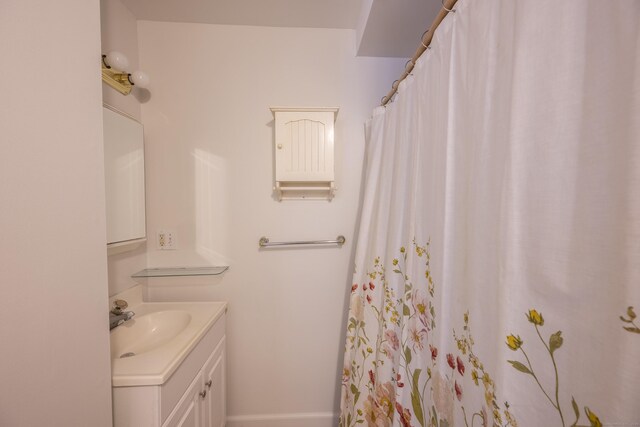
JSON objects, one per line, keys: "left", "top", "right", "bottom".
{"left": 103, "top": 105, "right": 146, "bottom": 251}
{"left": 113, "top": 314, "right": 226, "bottom": 427}
{"left": 270, "top": 107, "right": 339, "bottom": 200}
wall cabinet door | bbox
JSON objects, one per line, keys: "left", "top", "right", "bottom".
{"left": 103, "top": 106, "right": 146, "bottom": 245}
{"left": 274, "top": 110, "right": 335, "bottom": 183}
{"left": 203, "top": 338, "right": 226, "bottom": 427}
{"left": 163, "top": 372, "right": 204, "bottom": 427}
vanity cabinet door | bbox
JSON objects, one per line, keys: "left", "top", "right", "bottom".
{"left": 203, "top": 337, "right": 226, "bottom": 427}
{"left": 163, "top": 372, "right": 205, "bottom": 427}
{"left": 103, "top": 106, "right": 146, "bottom": 245}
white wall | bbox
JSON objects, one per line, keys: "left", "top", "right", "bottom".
{"left": 137, "top": 21, "right": 405, "bottom": 425}
{"left": 101, "top": 0, "right": 149, "bottom": 296}
{"left": 0, "top": 1, "right": 113, "bottom": 425}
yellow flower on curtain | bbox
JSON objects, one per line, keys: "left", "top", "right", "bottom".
{"left": 506, "top": 334, "right": 523, "bottom": 351}
{"left": 585, "top": 407, "right": 602, "bottom": 427}
{"left": 526, "top": 309, "right": 544, "bottom": 326}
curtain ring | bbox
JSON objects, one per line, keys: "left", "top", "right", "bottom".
{"left": 381, "top": 96, "right": 388, "bottom": 105}
{"left": 405, "top": 60, "right": 414, "bottom": 76}
{"left": 420, "top": 29, "right": 430, "bottom": 48}
{"left": 441, "top": 0, "right": 455, "bottom": 13}
{"left": 392, "top": 80, "right": 399, "bottom": 90}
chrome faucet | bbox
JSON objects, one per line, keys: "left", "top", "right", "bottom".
{"left": 109, "top": 299, "right": 135, "bottom": 330}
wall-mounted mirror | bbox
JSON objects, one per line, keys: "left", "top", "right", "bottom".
{"left": 103, "top": 105, "right": 146, "bottom": 255}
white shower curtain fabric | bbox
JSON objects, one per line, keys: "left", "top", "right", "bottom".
{"left": 340, "top": 1, "right": 640, "bottom": 426}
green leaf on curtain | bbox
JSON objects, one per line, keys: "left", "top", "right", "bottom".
{"left": 411, "top": 369, "right": 424, "bottom": 426}
{"left": 393, "top": 269, "right": 401, "bottom": 274}
{"left": 403, "top": 304, "right": 411, "bottom": 316}
{"left": 571, "top": 396, "right": 580, "bottom": 426}
{"left": 623, "top": 326, "right": 640, "bottom": 334}
{"left": 412, "top": 369, "right": 422, "bottom": 387}
{"left": 549, "top": 331, "right": 564, "bottom": 353}
{"left": 351, "top": 383, "right": 361, "bottom": 404}
{"left": 404, "top": 346, "right": 412, "bottom": 364}
{"left": 347, "top": 412, "right": 352, "bottom": 427}
{"left": 507, "top": 360, "right": 532, "bottom": 374}
{"left": 411, "top": 392, "right": 424, "bottom": 426}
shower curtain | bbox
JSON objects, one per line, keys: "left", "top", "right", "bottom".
{"left": 340, "top": 1, "right": 640, "bottom": 426}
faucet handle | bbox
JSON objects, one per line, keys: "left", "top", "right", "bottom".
{"left": 112, "top": 299, "right": 128, "bottom": 315}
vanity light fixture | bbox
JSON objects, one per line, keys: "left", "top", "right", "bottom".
{"left": 101, "top": 51, "right": 150, "bottom": 95}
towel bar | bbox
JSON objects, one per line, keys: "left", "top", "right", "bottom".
{"left": 259, "top": 235, "right": 346, "bottom": 248}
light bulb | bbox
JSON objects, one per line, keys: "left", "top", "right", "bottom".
{"left": 105, "top": 51, "right": 129, "bottom": 71}
{"left": 129, "top": 71, "right": 150, "bottom": 89}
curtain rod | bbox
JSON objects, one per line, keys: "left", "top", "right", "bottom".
{"left": 381, "top": 0, "right": 459, "bottom": 106}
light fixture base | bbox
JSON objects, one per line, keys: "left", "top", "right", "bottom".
{"left": 102, "top": 61, "right": 132, "bottom": 95}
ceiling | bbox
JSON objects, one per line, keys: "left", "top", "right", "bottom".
{"left": 119, "top": 0, "right": 442, "bottom": 57}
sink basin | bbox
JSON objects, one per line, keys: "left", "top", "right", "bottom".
{"left": 109, "top": 298, "right": 227, "bottom": 387}
{"left": 110, "top": 310, "right": 191, "bottom": 359}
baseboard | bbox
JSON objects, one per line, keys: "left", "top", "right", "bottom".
{"left": 226, "top": 412, "right": 337, "bottom": 427}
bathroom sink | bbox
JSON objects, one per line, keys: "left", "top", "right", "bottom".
{"left": 109, "top": 298, "right": 227, "bottom": 386}
{"left": 110, "top": 310, "right": 192, "bottom": 359}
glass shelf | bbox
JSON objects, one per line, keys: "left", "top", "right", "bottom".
{"left": 131, "top": 266, "right": 229, "bottom": 278}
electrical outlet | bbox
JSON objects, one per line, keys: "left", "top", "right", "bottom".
{"left": 157, "top": 230, "right": 176, "bottom": 250}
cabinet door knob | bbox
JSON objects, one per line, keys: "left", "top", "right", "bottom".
{"left": 205, "top": 380, "right": 212, "bottom": 389}
{"left": 199, "top": 390, "right": 207, "bottom": 399}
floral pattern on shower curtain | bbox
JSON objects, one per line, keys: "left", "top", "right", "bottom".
{"left": 339, "top": 1, "right": 640, "bottom": 426}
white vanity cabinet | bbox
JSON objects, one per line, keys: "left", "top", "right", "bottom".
{"left": 112, "top": 312, "right": 226, "bottom": 427}
{"left": 164, "top": 337, "right": 226, "bottom": 427}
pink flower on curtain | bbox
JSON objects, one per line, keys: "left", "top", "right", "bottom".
{"left": 447, "top": 353, "right": 456, "bottom": 369}
{"left": 409, "top": 317, "right": 427, "bottom": 350}
{"left": 395, "top": 402, "right": 412, "bottom": 427}
{"left": 456, "top": 356, "right": 465, "bottom": 376}
{"left": 411, "top": 289, "right": 431, "bottom": 329}
{"left": 363, "top": 382, "right": 395, "bottom": 427}
{"left": 432, "top": 372, "right": 454, "bottom": 424}
{"left": 430, "top": 345, "right": 438, "bottom": 361}
{"left": 385, "top": 329, "right": 400, "bottom": 351}
{"left": 369, "top": 282, "right": 376, "bottom": 290}
{"left": 455, "top": 381, "right": 463, "bottom": 401}
{"left": 350, "top": 294, "right": 363, "bottom": 321}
